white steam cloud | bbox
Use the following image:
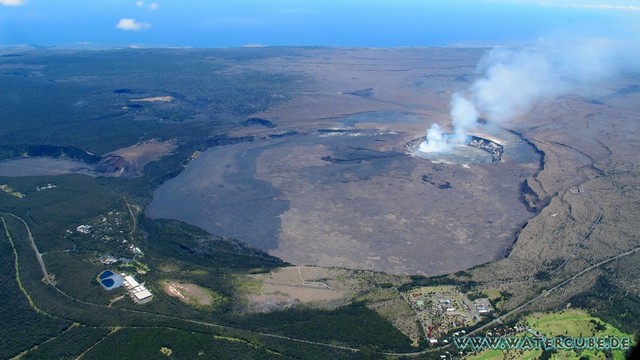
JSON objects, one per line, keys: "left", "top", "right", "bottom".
{"left": 450, "top": 93, "right": 479, "bottom": 142}
{"left": 418, "top": 123, "right": 449, "bottom": 153}
{"left": 421, "top": 39, "right": 625, "bottom": 153}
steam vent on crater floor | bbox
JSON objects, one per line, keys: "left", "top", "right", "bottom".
{"left": 407, "top": 125, "right": 542, "bottom": 166}
{"left": 407, "top": 134, "right": 503, "bottom": 165}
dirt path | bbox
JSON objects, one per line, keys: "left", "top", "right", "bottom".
{"left": 125, "top": 200, "right": 138, "bottom": 239}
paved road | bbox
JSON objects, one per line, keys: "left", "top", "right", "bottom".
{"left": 2, "top": 212, "right": 361, "bottom": 355}
{"left": 468, "top": 244, "right": 640, "bottom": 337}
{"left": 6, "top": 210, "right": 640, "bottom": 358}
{"left": 550, "top": 210, "right": 603, "bottom": 274}
{"left": 383, "top": 244, "right": 640, "bottom": 357}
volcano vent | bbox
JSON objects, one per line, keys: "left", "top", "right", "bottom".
{"left": 406, "top": 134, "right": 503, "bottom": 164}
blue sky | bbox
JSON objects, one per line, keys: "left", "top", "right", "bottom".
{"left": 0, "top": 0, "right": 638, "bottom": 47}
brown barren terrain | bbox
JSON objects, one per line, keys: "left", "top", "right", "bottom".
{"left": 162, "top": 281, "right": 214, "bottom": 307}
{"left": 150, "top": 47, "right": 640, "bottom": 303}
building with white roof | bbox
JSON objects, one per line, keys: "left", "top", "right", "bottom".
{"left": 121, "top": 273, "right": 153, "bottom": 304}
{"left": 132, "top": 288, "right": 153, "bottom": 304}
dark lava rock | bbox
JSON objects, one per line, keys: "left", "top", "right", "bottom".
{"left": 242, "top": 117, "right": 276, "bottom": 128}
{"left": 95, "top": 155, "right": 138, "bottom": 177}
{"left": 345, "top": 88, "right": 374, "bottom": 97}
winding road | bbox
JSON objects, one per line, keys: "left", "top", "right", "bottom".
{"left": 3, "top": 210, "right": 639, "bottom": 358}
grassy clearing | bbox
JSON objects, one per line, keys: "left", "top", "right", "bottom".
{"left": 356, "top": 287, "right": 397, "bottom": 302}
{"left": 468, "top": 349, "right": 501, "bottom": 360}
{"left": 527, "top": 309, "right": 633, "bottom": 339}
{"left": 161, "top": 280, "right": 228, "bottom": 309}
{"left": 483, "top": 288, "right": 502, "bottom": 301}
{"left": 470, "top": 309, "right": 634, "bottom": 360}
{"left": 0, "top": 184, "right": 24, "bottom": 198}
{"left": 416, "top": 285, "right": 457, "bottom": 294}
{"left": 466, "top": 341, "right": 544, "bottom": 360}
{"left": 230, "top": 274, "right": 263, "bottom": 295}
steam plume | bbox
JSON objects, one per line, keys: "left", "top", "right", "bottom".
{"left": 418, "top": 123, "right": 449, "bottom": 152}
{"left": 421, "top": 39, "right": 625, "bottom": 153}
{"left": 450, "top": 92, "right": 478, "bottom": 142}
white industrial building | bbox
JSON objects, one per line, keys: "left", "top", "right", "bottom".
{"left": 122, "top": 274, "right": 153, "bottom": 304}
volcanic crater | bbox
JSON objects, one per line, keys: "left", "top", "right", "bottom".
{"left": 149, "top": 120, "right": 543, "bottom": 275}
{"left": 407, "top": 133, "right": 504, "bottom": 164}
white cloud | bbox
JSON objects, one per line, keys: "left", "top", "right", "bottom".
{"left": 135, "top": 0, "right": 144, "bottom": 7}
{"left": 149, "top": 2, "right": 158, "bottom": 10}
{"left": 0, "top": 0, "right": 26, "bottom": 6}
{"left": 116, "top": 18, "right": 151, "bottom": 31}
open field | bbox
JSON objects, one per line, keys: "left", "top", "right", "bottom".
{"left": 468, "top": 309, "right": 634, "bottom": 360}
{"left": 246, "top": 266, "right": 349, "bottom": 311}
{"left": 245, "top": 266, "right": 422, "bottom": 341}
{"left": 526, "top": 309, "right": 634, "bottom": 340}
{"left": 162, "top": 280, "right": 223, "bottom": 308}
